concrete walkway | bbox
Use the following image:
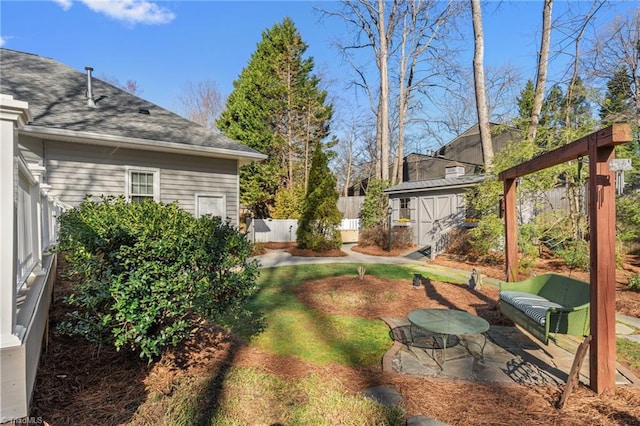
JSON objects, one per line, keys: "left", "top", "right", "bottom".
{"left": 252, "top": 244, "right": 640, "bottom": 424}
{"left": 254, "top": 243, "right": 501, "bottom": 286}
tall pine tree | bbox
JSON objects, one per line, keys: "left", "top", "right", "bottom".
{"left": 601, "top": 66, "right": 640, "bottom": 190}
{"left": 517, "top": 79, "right": 536, "bottom": 123}
{"left": 217, "top": 18, "right": 333, "bottom": 218}
{"left": 296, "top": 143, "right": 342, "bottom": 252}
{"left": 600, "top": 66, "right": 634, "bottom": 125}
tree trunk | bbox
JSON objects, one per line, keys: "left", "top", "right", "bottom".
{"left": 287, "top": 61, "right": 294, "bottom": 188}
{"left": 528, "top": 0, "right": 553, "bottom": 142}
{"left": 471, "top": 0, "right": 493, "bottom": 171}
{"left": 378, "top": 0, "right": 390, "bottom": 181}
{"left": 343, "top": 141, "right": 354, "bottom": 196}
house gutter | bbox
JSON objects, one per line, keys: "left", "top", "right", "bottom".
{"left": 19, "top": 125, "right": 267, "bottom": 166}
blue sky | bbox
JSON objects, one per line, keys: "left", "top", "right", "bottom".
{"left": 1, "top": 1, "right": 637, "bottom": 144}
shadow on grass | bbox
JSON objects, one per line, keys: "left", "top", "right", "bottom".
{"left": 188, "top": 263, "right": 411, "bottom": 423}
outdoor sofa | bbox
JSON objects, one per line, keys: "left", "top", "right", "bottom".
{"left": 499, "top": 273, "right": 590, "bottom": 345}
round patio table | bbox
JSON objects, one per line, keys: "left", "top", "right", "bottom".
{"left": 407, "top": 308, "right": 490, "bottom": 369}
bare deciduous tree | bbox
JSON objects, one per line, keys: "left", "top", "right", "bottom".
{"left": 390, "top": 0, "right": 461, "bottom": 183}
{"left": 471, "top": 0, "right": 493, "bottom": 171}
{"left": 99, "top": 74, "right": 143, "bottom": 95}
{"left": 175, "top": 80, "right": 225, "bottom": 129}
{"left": 587, "top": 9, "right": 640, "bottom": 125}
{"left": 528, "top": 0, "right": 553, "bottom": 142}
{"left": 321, "top": 0, "right": 401, "bottom": 181}
{"left": 322, "top": 0, "right": 462, "bottom": 183}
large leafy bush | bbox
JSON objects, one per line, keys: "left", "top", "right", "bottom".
{"left": 56, "top": 196, "right": 259, "bottom": 361}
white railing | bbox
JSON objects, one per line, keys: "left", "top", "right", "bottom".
{"left": 340, "top": 218, "right": 360, "bottom": 231}
{"left": 431, "top": 226, "right": 456, "bottom": 259}
{"left": 16, "top": 158, "right": 64, "bottom": 291}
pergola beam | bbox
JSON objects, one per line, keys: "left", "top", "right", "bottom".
{"left": 497, "top": 123, "right": 632, "bottom": 394}
{"left": 499, "top": 124, "right": 632, "bottom": 181}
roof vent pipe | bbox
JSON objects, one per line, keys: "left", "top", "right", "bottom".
{"left": 85, "top": 66, "right": 96, "bottom": 107}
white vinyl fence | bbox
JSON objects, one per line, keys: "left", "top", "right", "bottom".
{"left": 246, "top": 218, "right": 360, "bottom": 243}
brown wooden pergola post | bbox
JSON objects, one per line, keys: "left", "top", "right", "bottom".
{"left": 588, "top": 138, "right": 617, "bottom": 393}
{"left": 503, "top": 177, "right": 518, "bottom": 282}
{"left": 498, "top": 124, "right": 632, "bottom": 394}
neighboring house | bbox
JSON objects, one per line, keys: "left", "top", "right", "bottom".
{"left": 403, "top": 123, "right": 520, "bottom": 181}
{"left": 385, "top": 124, "right": 521, "bottom": 256}
{"left": 0, "top": 48, "right": 265, "bottom": 421}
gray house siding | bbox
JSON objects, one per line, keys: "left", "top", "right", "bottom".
{"left": 43, "top": 140, "right": 239, "bottom": 222}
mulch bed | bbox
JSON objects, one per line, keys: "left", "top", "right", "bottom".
{"left": 29, "top": 256, "right": 640, "bottom": 425}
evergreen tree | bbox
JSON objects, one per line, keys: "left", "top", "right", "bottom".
{"left": 217, "top": 18, "right": 333, "bottom": 217}
{"left": 360, "top": 179, "right": 391, "bottom": 230}
{"left": 271, "top": 184, "right": 305, "bottom": 220}
{"left": 600, "top": 66, "right": 634, "bottom": 125}
{"left": 600, "top": 66, "right": 640, "bottom": 190}
{"left": 540, "top": 84, "right": 565, "bottom": 130}
{"left": 296, "top": 144, "right": 342, "bottom": 251}
{"left": 564, "top": 76, "right": 591, "bottom": 130}
{"left": 517, "top": 79, "right": 536, "bottom": 123}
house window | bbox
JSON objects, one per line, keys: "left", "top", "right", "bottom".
{"left": 399, "top": 198, "right": 411, "bottom": 220}
{"left": 126, "top": 167, "right": 159, "bottom": 203}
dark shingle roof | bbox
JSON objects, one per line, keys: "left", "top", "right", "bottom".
{"left": 0, "top": 48, "right": 265, "bottom": 161}
{"left": 385, "top": 175, "right": 486, "bottom": 194}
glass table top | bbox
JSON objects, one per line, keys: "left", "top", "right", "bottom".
{"left": 408, "top": 308, "right": 490, "bottom": 336}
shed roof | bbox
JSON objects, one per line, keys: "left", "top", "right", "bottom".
{"left": 384, "top": 174, "right": 486, "bottom": 195}
{"left": 0, "top": 48, "right": 266, "bottom": 164}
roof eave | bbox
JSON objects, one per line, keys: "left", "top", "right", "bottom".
{"left": 19, "top": 125, "right": 267, "bottom": 165}
{"left": 384, "top": 178, "right": 486, "bottom": 195}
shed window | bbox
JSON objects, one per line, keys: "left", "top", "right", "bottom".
{"left": 126, "top": 168, "right": 159, "bottom": 203}
{"left": 400, "top": 198, "right": 411, "bottom": 220}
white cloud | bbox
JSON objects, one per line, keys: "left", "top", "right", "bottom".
{"left": 53, "top": 0, "right": 73, "bottom": 11}
{"left": 81, "top": 0, "right": 175, "bottom": 25}
{"left": 52, "top": 0, "right": 175, "bottom": 25}
{"left": 0, "top": 36, "right": 5, "bottom": 47}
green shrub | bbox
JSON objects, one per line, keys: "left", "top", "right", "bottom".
{"left": 628, "top": 274, "right": 640, "bottom": 292}
{"left": 557, "top": 239, "right": 589, "bottom": 271}
{"left": 468, "top": 214, "right": 504, "bottom": 255}
{"left": 358, "top": 225, "right": 386, "bottom": 248}
{"left": 56, "top": 196, "right": 259, "bottom": 361}
{"left": 618, "top": 192, "right": 640, "bottom": 246}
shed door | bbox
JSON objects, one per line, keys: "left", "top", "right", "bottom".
{"left": 417, "top": 195, "right": 453, "bottom": 245}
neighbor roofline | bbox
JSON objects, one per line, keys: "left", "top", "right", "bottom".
{"left": 19, "top": 125, "right": 267, "bottom": 165}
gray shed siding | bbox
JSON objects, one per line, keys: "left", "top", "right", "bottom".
{"left": 389, "top": 188, "right": 467, "bottom": 246}
{"left": 42, "top": 140, "right": 239, "bottom": 222}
